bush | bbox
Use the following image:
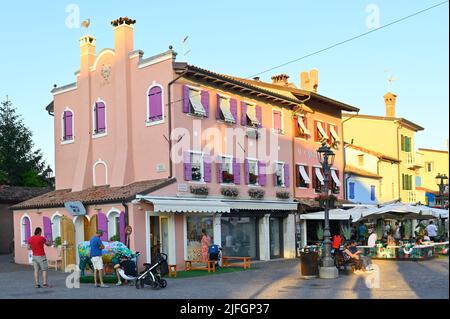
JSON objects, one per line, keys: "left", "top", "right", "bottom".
{"left": 53, "top": 236, "right": 61, "bottom": 247}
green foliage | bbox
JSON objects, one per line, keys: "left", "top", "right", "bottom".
{"left": 109, "top": 234, "right": 121, "bottom": 242}
{"left": 316, "top": 222, "right": 324, "bottom": 241}
{"left": 0, "top": 98, "right": 53, "bottom": 187}
{"left": 403, "top": 221, "right": 411, "bottom": 240}
{"left": 53, "top": 236, "right": 61, "bottom": 246}
{"left": 376, "top": 220, "right": 384, "bottom": 239}
{"left": 340, "top": 224, "right": 351, "bottom": 240}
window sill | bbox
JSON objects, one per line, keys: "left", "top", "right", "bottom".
{"left": 189, "top": 181, "right": 206, "bottom": 185}
{"left": 248, "top": 184, "right": 261, "bottom": 188}
{"left": 187, "top": 113, "right": 207, "bottom": 119}
{"left": 272, "top": 129, "right": 285, "bottom": 135}
{"left": 220, "top": 183, "right": 236, "bottom": 186}
{"left": 217, "top": 119, "right": 236, "bottom": 126}
{"left": 92, "top": 132, "right": 107, "bottom": 139}
{"left": 61, "top": 139, "right": 74, "bottom": 145}
{"left": 146, "top": 119, "right": 165, "bottom": 127}
{"left": 296, "top": 187, "right": 310, "bottom": 190}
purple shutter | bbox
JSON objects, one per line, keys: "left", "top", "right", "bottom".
{"left": 273, "top": 165, "right": 278, "bottom": 186}
{"left": 96, "top": 102, "right": 106, "bottom": 132}
{"left": 119, "top": 212, "right": 126, "bottom": 244}
{"left": 149, "top": 86, "right": 163, "bottom": 121}
{"left": 244, "top": 159, "right": 250, "bottom": 185}
{"left": 273, "top": 111, "right": 281, "bottom": 131}
{"left": 24, "top": 217, "right": 31, "bottom": 243}
{"left": 43, "top": 217, "right": 52, "bottom": 242}
{"left": 284, "top": 164, "right": 290, "bottom": 187}
{"left": 256, "top": 106, "right": 262, "bottom": 128}
{"left": 204, "top": 154, "right": 212, "bottom": 183}
{"left": 183, "top": 85, "right": 190, "bottom": 113}
{"left": 201, "top": 90, "right": 209, "bottom": 118}
{"left": 64, "top": 111, "right": 73, "bottom": 140}
{"left": 258, "top": 161, "right": 266, "bottom": 186}
{"left": 241, "top": 102, "right": 247, "bottom": 126}
{"left": 184, "top": 151, "right": 192, "bottom": 181}
{"left": 216, "top": 157, "right": 223, "bottom": 183}
{"left": 216, "top": 94, "right": 222, "bottom": 120}
{"left": 98, "top": 211, "right": 108, "bottom": 241}
{"left": 233, "top": 158, "right": 241, "bottom": 185}
{"left": 230, "top": 99, "right": 237, "bottom": 123}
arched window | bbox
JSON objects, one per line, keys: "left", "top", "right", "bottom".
{"left": 51, "top": 214, "right": 62, "bottom": 241}
{"left": 93, "top": 101, "right": 107, "bottom": 135}
{"left": 62, "top": 109, "right": 74, "bottom": 141}
{"left": 107, "top": 210, "right": 120, "bottom": 241}
{"left": 147, "top": 85, "right": 164, "bottom": 124}
{"left": 21, "top": 215, "right": 32, "bottom": 246}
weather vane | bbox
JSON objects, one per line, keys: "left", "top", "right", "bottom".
{"left": 384, "top": 69, "right": 398, "bottom": 91}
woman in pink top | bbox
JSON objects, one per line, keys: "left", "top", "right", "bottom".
{"left": 201, "top": 229, "right": 211, "bottom": 262}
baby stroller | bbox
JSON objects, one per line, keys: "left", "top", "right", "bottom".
{"left": 209, "top": 245, "right": 222, "bottom": 269}
{"left": 135, "top": 252, "right": 169, "bottom": 290}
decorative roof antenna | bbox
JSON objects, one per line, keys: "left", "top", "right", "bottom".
{"left": 182, "top": 35, "right": 191, "bottom": 57}
{"left": 81, "top": 18, "right": 91, "bottom": 35}
{"left": 384, "top": 69, "right": 398, "bottom": 91}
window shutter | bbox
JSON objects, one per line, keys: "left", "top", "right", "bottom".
{"left": 24, "top": 217, "right": 31, "bottom": 242}
{"left": 201, "top": 90, "right": 210, "bottom": 118}
{"left": 273, "top": 166, "right": 278, "bottom": 186}
{"left": 43, "top": 217, "right": 52, "bottom": 242}
{"left": 314, "top": 121, "right": 319, "bottom": 142}
{"left": 119, "top": 212, "right": 126, "bottom": 244}
{"left": 97, "top": 211, "right": 108, "bottom": 241}
{"left": 216, "top": 157, "right": 223, "bottom": 183}
{"left": 184, "top": 151, "right": 192, "bottom": 181}
{"left": 256, "top": 106, "right": 262, "bottom": 128}
{"left": 349, "top": 182, "right": 355, "bottom": 199}
{"left": 244, "top": 159, "right": 250, "bottom": 185}
{"left": 64, "top": 111, "right": 73, "bottom": 140}
{"left": 233, "top": 158, "right": 241, "bottom": 185}
{"left": 216, "top": 94, "right": 222, "bottom": 120}
{"left": 241, "top": 102, "right": 247, "bottom": 126}
{"left": 370, "top": 186, "right": 376, "bottom": 201}
{"left": 258, "top": 161, "right": 266, "bottom": 186}
{"left": 149, "top": 87, "right": 163, "bottom": 120}
{"left": 96, "top": 102, "right": 106, "bottom": 132}
{"left": 204, "top": 154, "right": 212, "bottom": 182}
{"left": 284, "top": 164, "right": 290, "bottom": 187}
{"left": 230, "top": 99, "right": 237, "bottom": 123}
{"left": 400, "top": 135, "right": 404, "bottom": 151}
{"left": 273, "top": 111, "right": 282, "bottom": 131}
{"left": 183, "top": 85, "right": 190, "bottom": 113}
{"left": 312, "top": 167, "right": 317, "bottom": 190}
{"left": 293, "top": 116, "right": 299, "bottom": 137}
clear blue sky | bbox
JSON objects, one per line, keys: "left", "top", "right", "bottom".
{"left": 0, "top": 1, "right": 448, "bottom": 170}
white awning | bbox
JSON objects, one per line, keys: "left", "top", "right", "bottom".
{"left": 189, "top": 90, "right": 206, "bottom": 116}
{"left": 223, "top": 200, "right": 298, "bottom": 211}
{"left": 134, "top": 196, "right": 230, "bottom": 213}
{"left": 247, "top": 106, "right": 260, "bottom": 126}
{"left": 297, "top": 116, "right": 311, "bottom": 135}
{"left": 299, "top": 165, "right": 311, "bottom": 184}
{"left": 219, "top": 97, "right": 235, "bottom": 123}
{"left": 331, "top": 169, "right": 341, "bottom": 187}
{"left": 330, "top": 126, "right": 340, "bottom": 141}
{"left": 317, "top": 122, "right": 329, "bottom": 139}
{"left": 315, "top": 167, "right": 325, "bottom": 185}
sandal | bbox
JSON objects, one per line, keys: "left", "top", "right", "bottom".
{"left": 42, "top": 284, "right": 52, "bottom": 288}
{"left": 35, "top": 284, "right": 42, "bottom": 289}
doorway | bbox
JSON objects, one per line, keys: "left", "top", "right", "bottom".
{"left": 74, "top": 216, "right": 90, "bottom": 265}
{"left": 149, "top": 216, "right": 170, "bottom": 263}
{"left": 269, "top": 217, "right": 284, "bottom": 259}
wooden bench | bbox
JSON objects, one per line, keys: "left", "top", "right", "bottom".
{"left": 168, "top": 265, "right": 177, "bottom": 278}
{"left": 222, "top": 256, "right": 251, "bottom": 269}
{"left": 185, "top": 260, "right": 216, "bottom": 273}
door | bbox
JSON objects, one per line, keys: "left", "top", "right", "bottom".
{"left": 269, "top": 217, "right": 284, "bottom": 259}
{"left": 160, "top": 217, "right": 169, "bottom": 257}
{"left": 61, "top": 216, "right": 76, "bottom": 271}
{"left": 88, "top": 215, "right": 98, "bottom": 240}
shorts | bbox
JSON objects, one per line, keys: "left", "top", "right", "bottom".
{"left": 91, "top": 256, "right": 104, "bottom": 270}
{"left": 32, "top": 256, "right": 49, "bottom": 272}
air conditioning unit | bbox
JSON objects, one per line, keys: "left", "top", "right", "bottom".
{"left": 246, "top": 128, "right": 259, "bottom": 139}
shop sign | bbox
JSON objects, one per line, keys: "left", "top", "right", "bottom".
{"left": 64, "top": 201, "right": 87, "bottom": 216}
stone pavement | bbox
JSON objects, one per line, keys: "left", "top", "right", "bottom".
{"left": 0, "top": 254, "right": 448, "bottom": 299}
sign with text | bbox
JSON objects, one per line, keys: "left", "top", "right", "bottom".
{"left": 64, "top": 201, "right": 87, "bottom": 216}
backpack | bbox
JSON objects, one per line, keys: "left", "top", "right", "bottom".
{"left": 209, "top": 245, "right": 220, "bottom": 255}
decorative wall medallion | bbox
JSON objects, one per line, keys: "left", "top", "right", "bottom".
{"left": 101, "top": 64, "right": 112, "bottom": 84}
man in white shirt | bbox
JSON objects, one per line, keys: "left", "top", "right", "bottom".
{"left": 367, "top": 228, "right": 378, "bottom": 247}
{"left": 426, "top": 220, "right": 438, "bottom": 242}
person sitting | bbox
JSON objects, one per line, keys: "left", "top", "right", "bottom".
{"left": 113, "top": 253, "right": 138, "bottom": 286}
{"left": 387, "top": 231, "right": 396, "bottom": 247}
{"left": 342, "top": 241, "right": 365, "bottom": 274}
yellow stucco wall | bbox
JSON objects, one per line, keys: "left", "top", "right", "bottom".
{"left": 417, "top": 148, "right": 449, "bottom": 193}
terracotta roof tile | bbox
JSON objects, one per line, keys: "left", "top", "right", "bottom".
{"left": 0, "top": 185, "right": 52, "bottom": 204}
{"left": 10, "top": 178, "right": 175, "bottom": 210}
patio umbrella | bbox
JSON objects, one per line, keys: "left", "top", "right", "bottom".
{"left": 352, "top": 203, "right": 435, "bottom": 222}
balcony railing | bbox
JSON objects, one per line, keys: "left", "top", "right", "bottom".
{"left": 406, "top": 153, "right": 424, "bottom": 169}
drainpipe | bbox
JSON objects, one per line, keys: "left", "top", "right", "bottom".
{"left": 341, "top": 112, "right": 359, "bottom": 201}
{"left": 395, "top": 121, "right": 402, "bottom": 201}
{"left": 122, "top": 202, "right": 130, "bottom": 249}
{"left": 167, "top": 67, "right": 188, "bottom": 179}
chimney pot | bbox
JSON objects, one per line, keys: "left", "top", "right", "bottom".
{"left": 300, "top": 69, "right": 319, "bottom": 92}
{"left": 271, "top": 74, "right": 290, "bottom": 86}
{"left": 384, "top": 92, "right": 397, "bottom": 117}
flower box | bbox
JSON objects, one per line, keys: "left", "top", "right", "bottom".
{"left": 221, "top": 187, "right": 239, "bottom": 198}
{"left": 190, "top": 185, "right": 209, "bottom": 196}
{"left": 276, "top": 191, "right": 291, "bottom": 199}
{"left": 248, "top": 188, "right": 265, "bottom": 199}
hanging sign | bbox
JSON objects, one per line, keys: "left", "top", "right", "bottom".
{"left": 64, "top": 201, "right": 87, "bottom": 216}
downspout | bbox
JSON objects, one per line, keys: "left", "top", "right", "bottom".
{"left": 121, "top": 202, "right": 130, "bottom": 248}
{"left": 395, "top": 122, "right": 402, "bottom": 201}
{"left": 167, "top": 67, "right": 188, "bottom": 179}
{"left": 341, "top": 112, "right": 359, "bottom": 201}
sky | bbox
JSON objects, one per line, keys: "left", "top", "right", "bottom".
{"left": 0, "top": 0, "right": 448, "bottom": 170}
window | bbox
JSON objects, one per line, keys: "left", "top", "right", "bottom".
{"left": 296, "top": 115, "right": 310, "bottom": 139}
{"left": 107, "top": 211, "right": 120, "bottom": 241}
{"left": 401, "top": 135, "right": 412, "bottom": 152}
{"left": 275, "top": 162, "right": 285, "bottom": 187}
{"left": 217, "top": 96, "right": 236, "bottom": 124}
{"left": 183, "top": 86, "right": 208, "bottom": 117}
{"left": 426, "top": 162, "right": 433, "bottom": 173}
{"left": 330, "top": 169, "right": 341, "bottom": 194}
{"left": 348, "top": 182, "right": 355, "bottom": 199}
{"left": 21, "top": 216, "right": 31, "bottom": 246}
{"left": 147, "top": 85, "right": 164, "bottom": 124}
{"left": 62, "top": 110, "right": 74, "bottom": 141}
{"left": 416, "top": 176, "right": 422, "bottom": 187}
{"left": 296, "top": 165, "right": 311, "bottom": 188}
{"left": 312, "top": 167, "right": 325, "bottom": 193}
{"left": 191, "top": 153, "right": 204, "bottom": 182}
{"left": 246, "top": 159, "right": 259, "bottom": 185}
{"left": 186, "top": 216, "right": 214, "bottom": 260}
{"left": 314, "top": 121, "right": 329, "bottom": 142}
{"left": 221, "top": 217, "right": 258, "bottom": 259}
{"left": 370, "top": 185, "right": 376, "bottom": 201}
{"left": 219, "top": 156, "right": 234, "bottom": 184}
{"left": 93, "top": 101, "right": 106, "bottom": 135}
{"left": 402, "top": 174, "right": 413, "bottom": 190}
{"left": 184, "top": 151, "right": 212, "bottom": 183}
{"left": 273, "top": 110, "right": 284, "bottom": 134}
{"left": 51, "top": 215, "right": 61, "bottom": 241}
{"left": 358, "top": 154, "right": 365, "bottom": 166}
{"left": 241, "top": 102, "right": 261, "bottom": 128}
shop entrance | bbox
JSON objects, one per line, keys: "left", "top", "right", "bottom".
{"left": 149, "top": 216, "right": 170, "bottom": 263}
{"left": 269, "top": 217, "right": 284, "bottom": 259}
{"left": 61, "top": 216, "right": 76, "bottom": 271}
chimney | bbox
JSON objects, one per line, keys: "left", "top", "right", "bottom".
{"left": 300, "top": 69, "right": 319, "bottom": 92}
{"left": 384, "top": 92, "right": 397, "bottom": 117}
{"left": 111, "top": 17, "right": 136, "bottom": 56}
{"left": 79, "top": 35, "right": 96, "bottom": 74}
{"left": 271, "top": 74, "right": 290, "bottom": 86}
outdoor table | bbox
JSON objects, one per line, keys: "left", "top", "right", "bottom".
{"left": 357, "top": 244, "right": 435, "bottom": 260}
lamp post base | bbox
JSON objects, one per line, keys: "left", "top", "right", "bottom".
{"left": 319, "top": 266, "right": 338, "bottom": 279}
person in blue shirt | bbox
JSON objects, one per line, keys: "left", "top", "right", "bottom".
{"left": 90, "top": 230, "right": 109, "bottom": 288}
{"left": 357, "top": 223, "right": 367, "bottom": 244}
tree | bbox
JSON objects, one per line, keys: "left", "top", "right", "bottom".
{"left": 0, "top": 98, "right": 53, "bottom": 187}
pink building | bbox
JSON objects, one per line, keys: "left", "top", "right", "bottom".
{"left": 12, "top": 17, "right": 358, "bottom": 271}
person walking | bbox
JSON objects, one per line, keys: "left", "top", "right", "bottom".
{"left": 90, "top": 230, "right": 109, "bottom": 288}
{"left": 426, "top": 220, "right": 438, "bottom": 242}
{"left": 28, "top": 227, "right": 52, "bottom": 288}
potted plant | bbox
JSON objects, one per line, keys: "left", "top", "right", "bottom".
{"left": 248, "top": 188, "right": 265, "bottom": 199}
{"left": 222, "top": 172, "right": 234, "bottom": 184}
{"left": 340, "top": 224, "right": 351, "bottom": 241}
{"left": 314, "top": 194, "right": 337, "bottom": 208}
{"left": 221, "top": 187, "right": 239, "bottom": 198}
{"left": 316, "top": 223, "right": 324, "bottom": 241}
{"left": 249, "top": 173, "right": 258, "bottom": 185}
{"left": 190, "top": 185, "right": 209, "bottom": 196}
{"left": 109, "top": 234, "right": 120, "bottom": 242}
{"left": 276, "top": 191, "right": 291, "bottom": 199}
{"left": 53, "top": 236, "right": 61, "bottom": 247}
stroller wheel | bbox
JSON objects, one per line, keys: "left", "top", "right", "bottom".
{"left": 151, "top": 281, "right": 159, "bottom": 290}
{"left": 159, "top": 279, "right": 167, "bottom": 289}
{"left": 135, "top": 279, "right": 140, "bottom": 289}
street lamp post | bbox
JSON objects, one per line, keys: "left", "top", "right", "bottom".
{"left": 435, "top": 173, "right": 449, "bottom": 209}
{"left": 317, "top": 142, "right": 338, "bottom": 279}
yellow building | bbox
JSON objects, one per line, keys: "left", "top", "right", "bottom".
{"left": 416, "top": 147, "right": 449, "bottom": 206}
{"left": 343, "top": 92, "right": 424, "bottom": 203}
